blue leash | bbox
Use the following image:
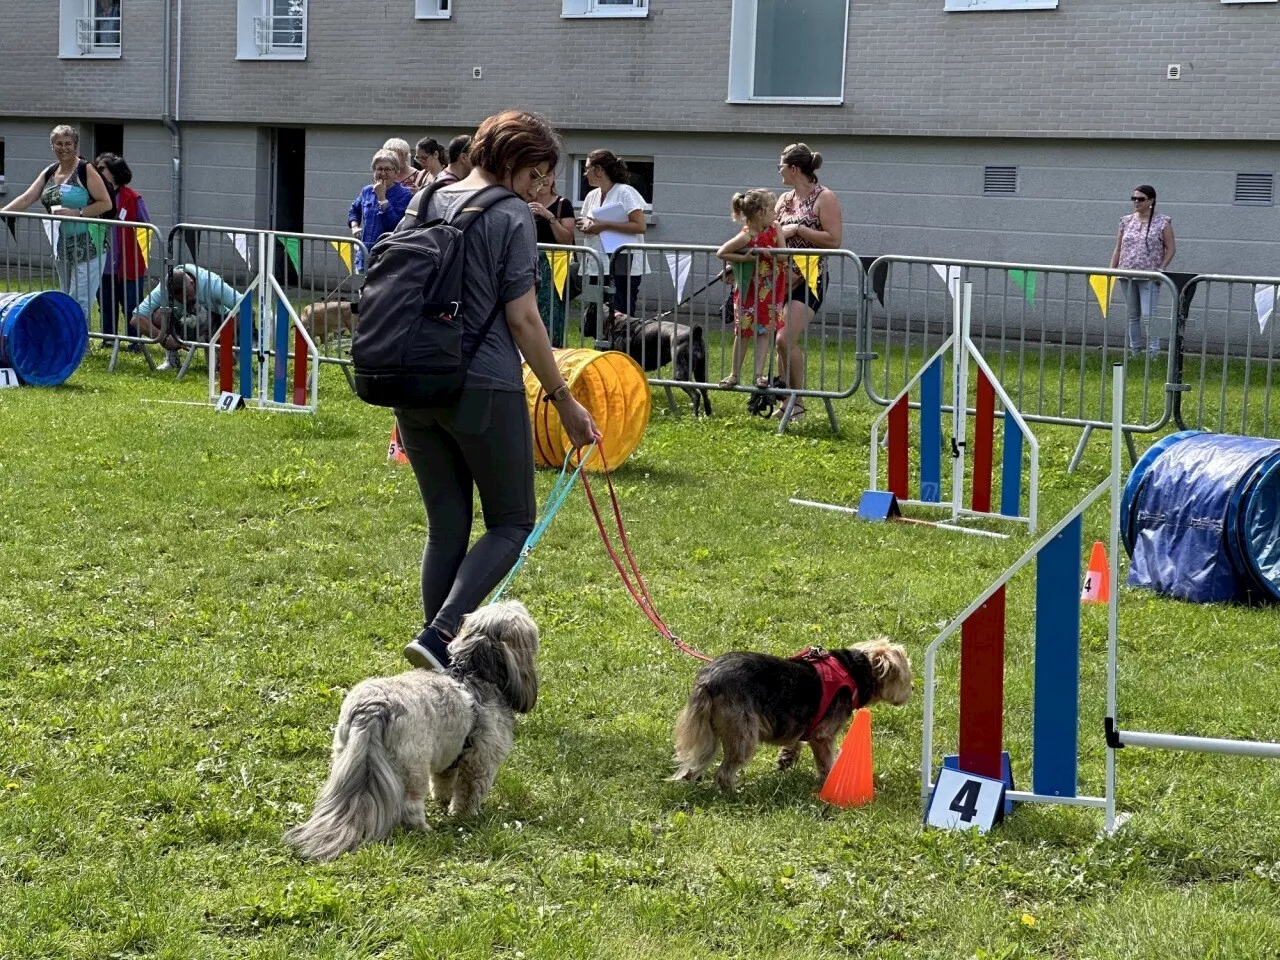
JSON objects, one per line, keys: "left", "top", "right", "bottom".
{"left": 489, "top": 441, "right": 597, "bottom": 604}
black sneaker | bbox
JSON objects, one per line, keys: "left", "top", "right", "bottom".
{"left": 403, "top": 626, "right": 451, "bottom": 671}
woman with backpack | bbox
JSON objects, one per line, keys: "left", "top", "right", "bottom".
{"left": 2, "top": 124, "right": 114, "bottom": 327}
{"left": 390, "top": 110, "right": 598, "bottom": 672}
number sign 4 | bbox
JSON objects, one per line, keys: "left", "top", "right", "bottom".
{"left": 925, "top": 768, "right": 1005, "bottom": 834}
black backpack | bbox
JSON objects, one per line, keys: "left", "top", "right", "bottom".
{"left": 352, "top": 182, "right": 514, "bottom": 408}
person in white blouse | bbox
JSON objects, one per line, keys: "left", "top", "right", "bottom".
{"left": 576, "top": 150, "right": 647, "bottom": 336}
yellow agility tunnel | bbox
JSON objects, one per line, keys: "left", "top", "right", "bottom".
{"left": 522, "top": 348, "right": 651, "bottom": 472}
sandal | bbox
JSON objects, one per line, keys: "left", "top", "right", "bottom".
{"left": 719, "top": 375, "right": 740, "bottom": 388}
{"left": 773, "top": 402, "right": 806, "bottom": 421}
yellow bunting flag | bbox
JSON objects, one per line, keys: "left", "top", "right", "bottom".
{"left": 137, "top": 229, "right": 150, "bottom": 271}
{"left": 550, "top": 250, "right": 570, "bottom": 299}
{"left": 330, "top": 240, "right": 354, "bottom": 274}
{"left": 1089, "top": 274, "right": 1116, "bottom": 318}
{"left": 793, "top": 254, "right": 820, "bottom": 297}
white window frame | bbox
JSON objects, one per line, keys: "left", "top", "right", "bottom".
{"left": 59, "top": 0, "right": 122, "bottom": 59}
{"left": 727, "top": 0, "right": 849, "bottom": 105}
{"left": 569, "top": 156, "right": 656, "bottom": 215}
{"left": 1220, "top": 0, "right": 1278, "bottom": 5}
{"left": 944, "top": 0, "right": 1058, "bottom": 11}
{"left": 415, "top": 0, "right": 452, "bottom": 19}
{"left": 237, "top": 0, "right": 307, "bottom": 61}
{"left": 562, "top": 0, "right": 649, "bottom": 19}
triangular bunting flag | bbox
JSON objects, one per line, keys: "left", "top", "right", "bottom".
{"left": 330, "top": 240, "right": 353, "bottom": 274}
{"left": 1009, "top": 270, "right": 1037, "bottom": 305}
{"left": 43, "top": 218, "right": 60, "bottom": 260}
{"left": 665, "top": 251, "right": 691, "bottom": 304}
{"left": 2, "top": 216, "right": 15, "bottom": 241}
{"left": 227, "top": 232, "right": 251, "bottom": 265}
{"left": 1088, "top": 274, "right": 1116, "bottom": 318}
{"left": 549, "top": 250, "right": 570, "bottom": 299}
{"left": 279, "top": 236, "right": 301, "bottom": 273}
{"left": 794, "top": 254, "right": 821, "bottom": 297}
{"left": 1255, "top": 284, "right": 1275, "bottom": 334}
{"left": 931, "top": 263, "right": 962, "bottom": 300}
{"left": 137, "top": 228, "right": 151, "bottom": 271}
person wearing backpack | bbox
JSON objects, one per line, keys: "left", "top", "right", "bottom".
{"left": 2, "top": 124, "right": 114, "bottom": 328}
{"left": 352, "top": 109, "right": 597, "bottom": 672}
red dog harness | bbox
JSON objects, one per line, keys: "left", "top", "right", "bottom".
{"left": 793, "top": 647, "right": 860, "bottom": 738}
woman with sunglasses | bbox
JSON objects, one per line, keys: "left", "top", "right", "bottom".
{"left": 1110, "top": 185, "right": 1175, "bottom": 357}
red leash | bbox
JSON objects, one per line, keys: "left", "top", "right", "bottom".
{"left": 578, "top": 444, "right": 713, "bottom": 663}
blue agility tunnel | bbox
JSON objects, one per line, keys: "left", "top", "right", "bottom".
{"left": 0, "top": 291, "right": 89, "bottom": 386}
{"left": 1123, "top": 431, "right": 1280, "bottom": 603}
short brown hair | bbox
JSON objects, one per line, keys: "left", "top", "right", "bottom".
{"left": 468, "top": 111, "right": 560, "bottom": 177}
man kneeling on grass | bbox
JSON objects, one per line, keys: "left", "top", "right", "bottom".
{"left": 131, "top": 265, "right": 243, "bottom": 371}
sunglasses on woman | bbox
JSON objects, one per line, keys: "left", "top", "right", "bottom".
{"left": 1131, "top": 196, "right": 1149, "bottom": 203}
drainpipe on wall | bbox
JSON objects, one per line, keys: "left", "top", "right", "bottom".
{"left": 161, "top": 0, "right": 182, "bottom": 228}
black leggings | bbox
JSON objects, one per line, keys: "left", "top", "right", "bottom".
{"left": 395, "top": 389, "right": 535, "bottom": 637}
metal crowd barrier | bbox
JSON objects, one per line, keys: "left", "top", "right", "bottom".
{"left": 534, "top": 242, "right": 606, "bottom": 351}
{"left": 603, "top": 243, "right": 865, "bottom": 431}
{"left": 1174, "top": 273, "right": 1279, "bottom": 439}
{"left": 866, "top": 256, "right": 1181, "bottom": 466}
{"left": 0, "top": 209, "right": 168, "bottom": 369}
{"left": 163, "top": 224, "right": 366, "bottom": 385}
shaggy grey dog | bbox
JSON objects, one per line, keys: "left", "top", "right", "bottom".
{"left": 671, "top": 639, "right": 912, "bottom": 792}
{"left": 285, "top": 601, "right": 539, "bottom": 862}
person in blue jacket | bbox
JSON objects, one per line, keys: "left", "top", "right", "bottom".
{"left": 348, "top": 149, "right": 412, "bottom": 271}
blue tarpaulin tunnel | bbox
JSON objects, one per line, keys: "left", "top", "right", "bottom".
{"left": 0, "top": 291, "right": 89, "bottom": 386}
{"left": 1123, "top": 432, "right": 1280, "bottom": 603}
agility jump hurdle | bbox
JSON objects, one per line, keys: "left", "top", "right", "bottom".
{"left": 207, "top": 234, "right": 319, "bottom": 414}
{"left": 925, "top": 364, "right": 1280, "bottom": 831}
{"left": 870, "top": 283, "right": 1039, "bottom": 535}
{"left": 921, "top": 363, "right": 1122, "bottom": 822}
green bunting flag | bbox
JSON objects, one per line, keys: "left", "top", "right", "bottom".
{"left": 1009, "top": 269, "right": 1037, "bottom": 305}
{"left": 279, "top": 236, "right": 301, "bottom": 272}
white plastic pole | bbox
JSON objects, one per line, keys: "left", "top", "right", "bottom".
{"left": 1105, "top": 362, "right": 1123, "bottom": 833}
{"left": 950, "top": 284, "right": 970, "bottom": 523}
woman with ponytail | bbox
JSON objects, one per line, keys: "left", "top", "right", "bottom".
{"left": 1110, "top": 184, "right": 1175, "bottom": 356}
{"left": 773, "top": 142, "right": 842, "bottom": 420}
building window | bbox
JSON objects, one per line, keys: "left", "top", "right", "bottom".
{"left": 571, "top": 156, "right": 655, "bottom": 211}
{"left": 59, "top": 0, "right": 122, "bottom": 58}
{"left": 238, "top": 0, "right": 307, "bottom": 60}
{"left": 561, "top": 0, "right": 649, "bottom": 18}
{"left": 728, "top": 0, "right": 849, "bottom": 104}
{"left": 416, "top": 0, "right": 451, "bottom": 18}
{"left": 1234, "top": 173, "right": 1275, "bottom": 206}
{"left": 983, "top": 166, "right": 1018, "bottom": 196}
{"left": 944, "top": 1, "right": 1058, "bottom": 11}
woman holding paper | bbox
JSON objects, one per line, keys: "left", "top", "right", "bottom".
{"left": 577, "top": 150, "right": 647, "bottom": 335}
{"left": 774, "top": 142, "right": 842, "bottom": 420}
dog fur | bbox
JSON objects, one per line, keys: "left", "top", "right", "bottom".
{"left": 671, "top": 640, "right": 912, "bottom": 792}
{"left": 298, "top": 299, "right": 357, "bottom": 345}
{"left": 603, "top": 310, "right": 712, "bottom": 416}
{"left": 284, "top": 601, "right": 539, "bottom": 862}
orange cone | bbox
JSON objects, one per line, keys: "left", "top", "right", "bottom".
{"left": 1081, "top": 541, "right": 1111, "bottom": 604}
{"left": 816, "top": 708, "right": 874, "bottom": 807}
{"left": 387, "top": 425, "right": 410, "bottom": 465}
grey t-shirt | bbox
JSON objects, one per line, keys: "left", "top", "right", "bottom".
{"left": 425, "top": 186, "right": 537, "bottom": 392}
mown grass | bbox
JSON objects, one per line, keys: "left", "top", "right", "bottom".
{"left": 2, "top": 349, "right": 1280, "bottom": 960}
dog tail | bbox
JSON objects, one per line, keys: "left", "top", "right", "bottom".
{"left": 284, "top": 699, "right": 403, "bottom": 862}
{"left": 670, "top": 686, "right": 719, "bottom": 781}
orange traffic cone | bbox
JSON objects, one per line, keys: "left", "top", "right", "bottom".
{"left": 387, "top": 425, "right": 410, "bottom": 465}
{"left": 816, "top": 708, "right": 874, "bottom": 807}
{"left": 1081, "top": 541, "right": 1111, "bottom": 604}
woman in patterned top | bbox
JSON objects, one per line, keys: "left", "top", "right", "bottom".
{"left": 1109, "top": 184, "right": 1175, "bottom": 356}
{"left": 774, "top": 142, "right": 843, "bottom": 420}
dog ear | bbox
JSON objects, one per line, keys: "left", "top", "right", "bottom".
{"left": 453, "top": 602, "right": 540, "bottom": 713}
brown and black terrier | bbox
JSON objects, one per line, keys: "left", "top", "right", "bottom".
{"left": 671, "top": 640, "right": 912, "bottom": 792}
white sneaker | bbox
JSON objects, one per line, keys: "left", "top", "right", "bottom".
{"left": 156, "top": 349, "right": 182, "bottom": 372}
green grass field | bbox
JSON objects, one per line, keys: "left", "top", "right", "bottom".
{"left": 2, "top": 349, "right": 1280, "bottom": 960}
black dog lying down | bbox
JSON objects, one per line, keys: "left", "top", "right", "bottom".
{"left": 602, "top": 310, "right": 712, "bottom": 416}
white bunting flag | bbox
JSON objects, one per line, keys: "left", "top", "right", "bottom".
{"left": 932, "top": 263, "right": 961, "bottom": 300}
{"left": 666, "top": 251, "right": 691, "bottom": 304}
{"left": 1255, "top": 284, "right": 1276, "bottom": 334}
